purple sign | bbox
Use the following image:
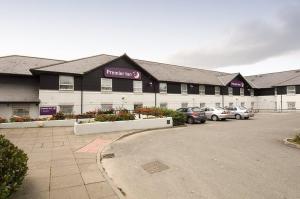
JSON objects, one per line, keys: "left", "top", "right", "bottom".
{"left": 40, "top": 107, "right": 57, "bottom": 115}
{"left": 104, "top": 67, "right": 141, "bottom": 80}
{"left": 230, "top": 80, "right": 244, "bottom": 87}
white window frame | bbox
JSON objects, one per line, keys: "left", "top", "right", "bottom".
{"left": 241, "top": 102, "right": 245, "bottom": 107}
{"left": 229, "top": 102, "right": 234, "bottom": 107}
{"left": 159, "top": 83, "right": 167, "bottom": 93}
{"left": 101, "top": 78, "right": 112, "bottom": 92}
{"left": 181, "top": 102, "right": 188, "bottom": 108}
{"left": 199, "top": 85, "right": 205, "bottom": 95}
{"left": 287, "top": 86, "right": 296, "bottom": 95}
{"left": 59, "top": 75, "right": 74, "bottom": 91}
{"left": 101, "top": 103, "right": 113, "bottom": 111}
{"left": 160, "top": 102, "right": 168, "bottom": 109}
{"left": 215, "top": 86, "right": 220, "bottom": 95}
{"left": 59, "top": 105, "right": 74, "bottom": 115}
{"left": 134, "top": 103, "right": 143, "bottom": 110}
{"left": 240, "top": 88, "right": 244, "bottom": 96}
{"left": 181, "top": 83, "right": 188, "bottom": 95}
{"left": 12, "top": 105, "right": 30, "bottom": 117}
{"left": 215, "top": 102, "right": 221, "bottom": 107}
{"left": 133, "top": 81, "right": 143, "bottom": 93}
{"left": 200, "top": 103, "right": 206, "bottom": 108}
{"left": 228, "top": 87, "right": 233, "bottom": 95}
{"left": 287, "top": 101, "right": 296, "bottom": 110}
{"left": 250, "top": 89, "right": 254, "bottom": 97}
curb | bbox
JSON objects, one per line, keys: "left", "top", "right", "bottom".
{"left": 96, "top": 125, "right": 186, "bottom": 198}
{"left": 283, "top": 138, "right": 300, "bottom": 149}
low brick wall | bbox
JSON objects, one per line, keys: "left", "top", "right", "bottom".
{"left": 74, "top": 117, "right": 173, "bottom": 135}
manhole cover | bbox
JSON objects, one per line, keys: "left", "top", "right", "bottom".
{"left": 142, "top": 160, "right": 169, "bottom": 174}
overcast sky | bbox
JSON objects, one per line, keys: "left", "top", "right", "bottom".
{"left": 0, "top": 0, "right": 300, "bottom": 75}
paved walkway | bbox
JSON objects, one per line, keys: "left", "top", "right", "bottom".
{"left": 0, "top": 127, "right": 126, "bottom": 199}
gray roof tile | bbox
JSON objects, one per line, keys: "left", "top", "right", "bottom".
{"left": 0, "top": 55, "right": 64, "bottom": 76}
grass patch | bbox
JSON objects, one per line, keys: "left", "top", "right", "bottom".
{"left": 292, "top": 134, "right": 300, "bottom": 145}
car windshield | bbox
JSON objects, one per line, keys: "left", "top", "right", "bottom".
{"left": 238, "top": 106, "right": 247, "bottom": 110}
{"left": 192, "top": 107, "right": 201, "bottom": 112}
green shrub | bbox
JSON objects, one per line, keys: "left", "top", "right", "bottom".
{"left": 10, "top": 116, "right": 32, "bottom": 123}
{"left": 134, "top": 107, "right": 186, "bottom": 126}
{"left": 0, "top": 135, "right": 28, "bottom": 199}
{"left": 50, "top": 112, "right": 65, "bottom": 120}
{"left": 292, "top": 134, "right": 300, "bottom": 145}
{"left": 95, "top": 113, "right": 135, "bottom": 122}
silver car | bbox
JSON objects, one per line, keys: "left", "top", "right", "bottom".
{"left": 201, "top": 107, "right": 229, "bottom": 121}
{"left": 225, "top": 106, "right": 254, "bottom": 120}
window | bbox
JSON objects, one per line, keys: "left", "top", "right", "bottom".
{"left": 59, "top": 105, "right": 73, "bottom": 115}
{"left": 250, "top": 89, "right": 254, "bottom": 97}
{"left": 240, "top": 88, "right": 244, "bottom": 96}
{"left": 181, "top": 102, "right": 188, "bottom": 108}
{"left": 200, "top": 103, "right": 206, "bottom": 108}
{"left": 287, "top": 86, "right": 296, "bottom": 95}
{"left": 134, "top": 103, "right": 143, "bottom": 110}
{"left": 251, "top": 102, "right": 255, "bottom": 108}
{"left": 101, "top": 78, "right": 112, "bottom": 92}
{"left": 101, "top": 103, "right": 113, "bottom": 111}
{"left": 287, "top": 102, "right": 296, "bottom": 110}
{"left": 12, "top": 105, "right": 30, "bottom": 117}
{"left": 241, "top": 102, "right": 245, "bottom": 107}
{"left": 59, "top": 76, "right": 74, "bottom": 90}
{"left": 199, "top": 85, "right": 205, "bottom": 95}
{"left": 228, "top": 87, "right": 233, "bottom": 95}
{"left": 160, "top": 103, "right": 168, "bottom": 108}
{"left": 133, "top": 81, "right": 143, "bottom": 93}
{"left": 215, "top": 102, "right": 221, "bottom": 107}
{"left": 159, "top": 83, "right": 167, "bottom": 93}
{"left": 229, "top": 102, "right": 233, "bottom": 107}
{"left": 215, "top": 86, "right": 220, "bottom": 95}
{"left": 181, "top": 84, "right": 187, "bottom": 94}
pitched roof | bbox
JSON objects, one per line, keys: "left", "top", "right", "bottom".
{"left": 33, "top": 54, "right": 229, "bottom": 85}
{"left": 217, "top": 73, "right": 239, "bottom": 85}
{"left": 32, "top": 54, "right": 117, "bottom": 75}
{"left": 0, "top": 55, "right": 64, "bottom": 76}
{"left": 246, "top": 69, "right": 300, "bottom": 88}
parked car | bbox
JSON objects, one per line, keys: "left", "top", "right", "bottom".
{"left": 224, "top": 106, "right": 254, "bottom": 120}
{"left": 200, "top": 107, "right": 229, "bottom": 121}
{"left": 176, "top": 107, "right": 206, "bottom": 124}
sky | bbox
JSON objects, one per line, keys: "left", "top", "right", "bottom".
{"left": 0, "top": 0, "right": 300, "bottom": 75}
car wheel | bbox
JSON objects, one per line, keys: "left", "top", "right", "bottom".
{"left": 201, "top": 119, "right": 206, "bottom": 124}
{"left": 245, "top": 117, "right": 249, "bottom": 120}
{"left": 211, "top": 115, "right": 218, "bottom": 121}
{"left": 235, "top": 114, "right": 241, "bottom": 120}
{"left": 187, "top": 117, "right": 194, "bottom": 124}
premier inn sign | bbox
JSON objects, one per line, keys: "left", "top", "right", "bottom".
{"left": 230, "top": 80, "right": 244, "bottom": 87}
{"left": 104, "top": 67, "right": 141, "bottom": 80}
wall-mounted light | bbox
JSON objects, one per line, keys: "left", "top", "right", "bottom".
{"left": 149, "top": 82, "right": 153, "bottom": 87}
{"left": 190, "top": 84, "right": 194, "bottom": 88}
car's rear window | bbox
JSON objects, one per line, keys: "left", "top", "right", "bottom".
{"left": 192, "top": 107, "right": 201, "bottom": 112}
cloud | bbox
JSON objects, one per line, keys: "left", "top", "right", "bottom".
{"left": 169, "top": 5, "right": 300, "bottom": 68}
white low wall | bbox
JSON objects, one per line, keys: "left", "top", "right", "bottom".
{"left": 74, "top": 117, "right": 173, "bottom": 135}
{"left": 0, "top": 118, "right": 94, "bottom": 129}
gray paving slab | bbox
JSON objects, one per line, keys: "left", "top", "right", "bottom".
{"left": 1, "top": 126, "right": 123, "bottom": 199}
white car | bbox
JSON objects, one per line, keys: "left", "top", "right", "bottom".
{"left": 201, "top": 107, "right": 229, "bottom": 121}
{"left": 224, "top": 106, "right": 254, "bottom": 120}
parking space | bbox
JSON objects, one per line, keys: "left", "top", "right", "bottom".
{"left": 102, "top": 113, "right": 300, "bottom": 199}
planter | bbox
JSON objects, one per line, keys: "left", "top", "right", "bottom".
{"left": 283, "top": 138, "right": 300, "bottom": 149}
{"left": 0, "top": 118, "right": 94, "bottom": 129}
{"left": 74, "top": 117, "right": 173, "bottom": 135}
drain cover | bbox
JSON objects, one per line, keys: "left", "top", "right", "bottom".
{"left": 142, "top": 160, "right": 169, "bottom": 174}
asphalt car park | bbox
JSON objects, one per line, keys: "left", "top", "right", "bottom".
{"left": 102, "top": 112, "right": 300, "bottom": 199}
